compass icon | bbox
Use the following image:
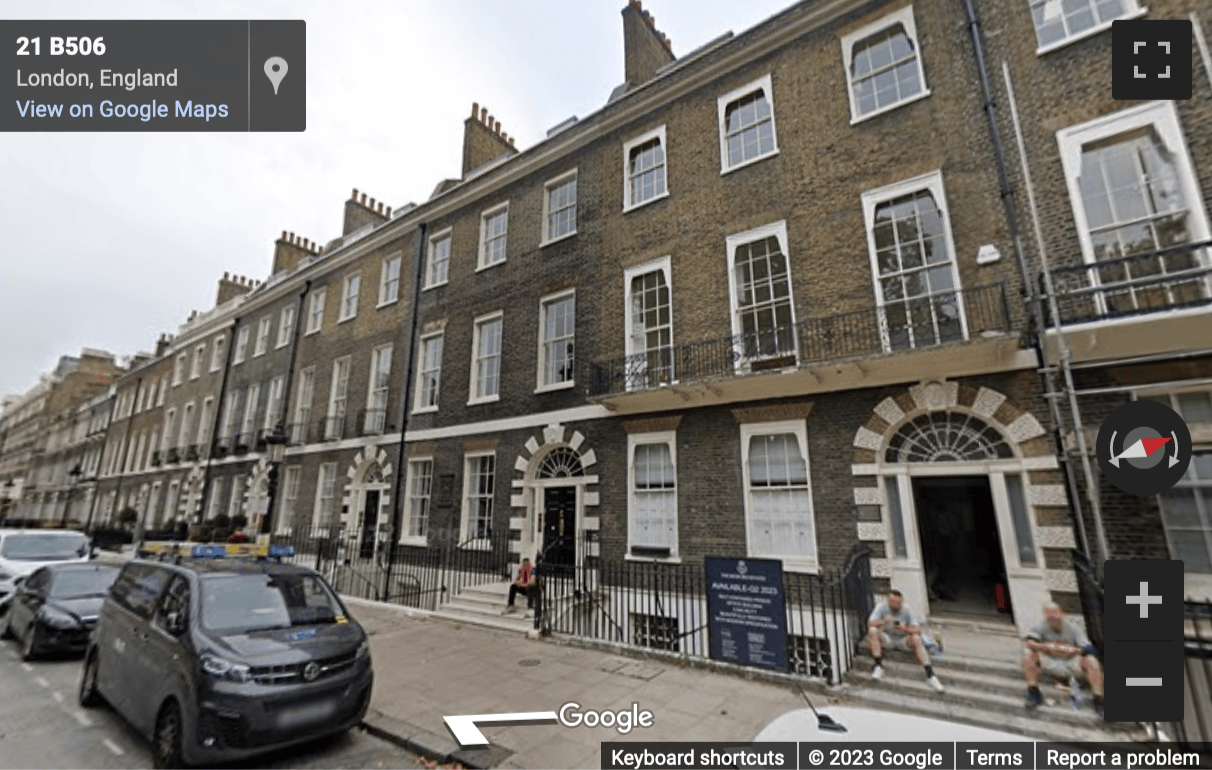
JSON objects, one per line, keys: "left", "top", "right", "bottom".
{"left": 1097, "top": 399, "right": 1191, "bottom": 496}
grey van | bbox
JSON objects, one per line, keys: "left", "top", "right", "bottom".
{"left": 80, "top": 555, "right": 373, "bottom": 768}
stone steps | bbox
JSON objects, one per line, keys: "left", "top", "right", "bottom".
{"left": 430, "top": 580, "right": 535, "bottom": 634}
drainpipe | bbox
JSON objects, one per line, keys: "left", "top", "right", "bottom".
{"left": 960, "top": 0, "right": 1107, "bottom": 569}
{"left": 198, "top": 316, "right": 241, "bottom": 527}
{"left": 382, "top": 223, "right": 428, "bottom": 601}
{"left": 264, "top": 280, "right": 311, "bottom": 535}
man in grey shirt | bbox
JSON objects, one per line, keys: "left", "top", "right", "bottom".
{"left": 1022, "top": 601, "right": 1104, "bottom": 717}
{"left": 868, "top": 589, "right": 945, "bottom": 693}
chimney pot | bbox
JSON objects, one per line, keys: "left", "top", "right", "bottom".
{"left": 487, "top": 114, "right": 494, "bottom": 129}
{"left": 472, "top": 101, "right": 479, "bottom": 117}
{"left": 386, "top": 206, "right": 392, "bottom": 217}
{"left": 377, "top": 202, "right": 384, "bottom": 214}
{"left": 501, "top": 131, "right": 508, "bottom": 142}
{"left": 223, "top": 271, "right": 229, "bottom": 280}
{"left": 509, "top": 136, "right": 515, "bottom": 147}
{"left": 480, "top": 107, "right": 487, "bottom": 122}
{"left": 303, "top": 238, "right": 310, "bottom": 249}
{"left": 369, "top": 197, "right": 376, "bottom": 209}
{"left": 352, "top": 187, "right": 358, "bottom": 200}
{"left": 281, "top": 230, "right": 287, "bottom": 240}
{"left": 494, "top": 120, "right": 501, "bottom": 134}
{"left": 360, "top": 193, "right": 367, "bottom": 206}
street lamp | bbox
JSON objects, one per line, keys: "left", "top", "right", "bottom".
{"left": 63, "top": 464, "right": 82, "bottom": 527}
{"left": 259, "top": 423, "right": 288, "bottom": 535}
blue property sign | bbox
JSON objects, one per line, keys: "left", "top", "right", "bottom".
{"left": 704, "top": 556, "right": 788, "bottom": 671}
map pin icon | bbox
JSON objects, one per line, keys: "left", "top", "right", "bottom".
{"left": 264, "top": 57, "right": 288, "bottom": 95}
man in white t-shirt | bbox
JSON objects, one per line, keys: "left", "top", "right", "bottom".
{"left": 868, "top": 589, "right": 945, "bottom": 693}
{"left": 1022, "top": 601, "right": 1104, "bottom": 717}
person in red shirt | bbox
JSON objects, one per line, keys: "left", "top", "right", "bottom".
{"left": 503, "top": 557, "right": 538, "bottom": 614}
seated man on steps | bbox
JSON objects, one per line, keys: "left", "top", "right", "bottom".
{"left": 503, "top": 557, "right": 538, "bottom": 615}
{"left": 868, "top": 589, "right": 945, "bottom": 693}
{"left": 1023, "top": 601, "right": 1104, "bottom": 718}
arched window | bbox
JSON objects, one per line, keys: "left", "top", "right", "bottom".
{"left": 538, "top": 448, "right": 584, "bottom": 478}
{"left": 885, "top": 412, "right": 1012, "bottom": 463}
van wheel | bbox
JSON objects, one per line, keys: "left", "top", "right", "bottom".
{"left": 153, "top": 700, "right": 186, "bottom": 769}
{"left": 79, "top": 652, "right": 102, "bottom": 708}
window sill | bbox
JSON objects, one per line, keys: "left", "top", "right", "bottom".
{"left": 625, "top": 551, "right": 681, "bottom": 564}
{"left": 460, "top": 538, "right": 493, "bottom": 551}
{"left": 1035, "top": 7, "right": 1147, "bottom": 56}
{"left": 337, "top": 314, "right": 357, "bottom": 325}
{"left": 376, "top": 298, "right": 399, "bottom": 310}
{"left": 475, "top": 259, "right": 506, "bottom": 273}
{"left": 304, "top": 328, "right": 320, "bottom": 337}
{"left": 849, "top": 89, "right": 932, "bottom": 126}
{"left": 275, "top": 342, "right": 290, "bottom": 350}
{"left": 753, "top": 556, "right": 819, "bottom": 574}
{"left": 398, "top": 535, "right": 428, "bottom": 547}
{"left": 468, "top": 395, "right": 500, "bottom": 406}
{"left": 540, "top": 231, "right": 578, "bottom": 249}
{"left": 422, "top": 280, "right": 448, "bottom": 292}
{"left": 535, "top": 380, "right": 575, "bottom": 394}
{"left": 411, "top": 406, "right": 438, "bottom": 415}
{"left": 720, "top": 148, "right": 779, "bottom": 177}
{"left": 253, "top": 351, "right": 266, "bottom": 358}
{"left": 623, "top": 190, "right": 670, "bottom": 214}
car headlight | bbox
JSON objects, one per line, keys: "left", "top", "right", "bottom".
{"left": 200, "top": 653, "right": 251, "bottom": 683}
{"left": 356, "top": 640, "right": 370, "bottom": 660}
{"left": 40, "top": 607, "right": 81, "bottom": 630}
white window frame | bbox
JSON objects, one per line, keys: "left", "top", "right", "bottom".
{"left": 478, "top": 203, "right": 510, "bottom": 270}
{"left": 1030, "top": 0, "right": 1147, "bottom": 56}
{"left": 172, "top": 353, "right": 187, "bottom": 386}
{"left": 277, "top": 306, "right": 295, "bottom": 348}
{"left": 306, "top": 288, "right": 326, "bottom": 334}
{"left": 839, "top": 6, "right": 931, "bottom": 125}
{"left": 725, "top": 221, "right": 799, "bottom": 371}
{"left": 542, "top": 170, "right": 578, "bottom": 246}
{"left": 264, "top": 376, "right": 285, "bottom": 432}
{"left": 379, "top": 253, "right": 403, "bottom": 306}
{"left": 469, "top": 312, "right": 503, "bottom": 405}
{"left": 326, "top": 357, "right": 351, "bottom": 439}
{"left": 537, "top": 289, "right": 576, "bottom": 392}
{"left": 233, "top": 326, "right": 250, "bottom": 364}
{"left": 156, "top": 376, "right": 166, "bottom": 406}
{"left": 313, "top": 462, "right": 337, "bottom": 529}
{"left": 161, "top": 409, "right": 176, "bottom": 453}
{"left": 1056, "top": 101, "right": 1212, "bottom": 319}
{"left": 716, "top": 73, "right": 780, "bottom": 174}
{"left": 860, "top": 170, "right": 969, "bottom": 350}
{"left": 241, "top": 383, "right": 261, "bottom": 440}
{"left": 627, "top": 431, "right": 679, "bottom": 560}
{"left": 401, "top": 457, "right": 433, "bottom": 545}
{"left": 413, "top": 332, "right": 444, "bottom": 414}
{"left": 740, "top": 419, "right": 819, "bottom": 573}
{"left": 425, "top": 229, "right": 452, "bottom": 289}
{"left": 461, "top": 451, "right": 496, "bottom": 545}
{"left": 197, "top": 396, "right": 214, "bottom": 449}
{"left": 623, "top": 125, "right": 669, "bottom": 212}
{"left": 365, "top": 344, "right": 393, "bottom": 433}
{"left": 228, "top": 475, "right": 245, "bottom": 519}
{"left": 190, "top": 344, "right": 205, "bottom": 380}
{"left": 338, "top": 273, "right": 361, "bottom": 323}
{"left": 279, "top": 466, "right": 301, "bottom": 535}
{"left": 624, "top": 256, "right": 675, "bottom": 389}
{"left": 291, "top": 366, "right": 315, "bottom": 444}
{"left": 209, "top": 335, "right": 226, "bottom": 372}
{"left": 254, "top": 316, "right": 272, "bottom": 357}
{"left": 178, "top": 401, "right": 195, "bottom": 449}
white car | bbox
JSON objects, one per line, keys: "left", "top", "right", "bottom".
{"left": 0, "top": 530, "right": 93, "bottom": 612}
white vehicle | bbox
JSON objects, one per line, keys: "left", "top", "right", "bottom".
{"left": 0, "top": 529, "right": 93, "bottom": 612}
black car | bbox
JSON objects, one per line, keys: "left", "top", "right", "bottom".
{"left": 1, "top": 562, "right": 119, "bottom": 660}
{"left": 80, "top": 550, "right": 373, "bottom": 768}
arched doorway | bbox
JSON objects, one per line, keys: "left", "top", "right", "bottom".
{"left": 342, "top": 447, "right": 393, "bottom": 560}
{"left": 852, "top": 380, "right": 1078, "bottom": 636}
{"left": 509, "top": 424, "right": 600, "bottom": 576}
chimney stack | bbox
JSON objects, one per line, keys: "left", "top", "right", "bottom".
{"left": 343, "top": 186, "right": 391, "bottom": 235}
{"left": 273, "top": 229, "right": 319, "bottom": 274}
{"left": 622, "top": 0, "right": 675, "bottom": 89}
{"left": 462, "top": 101, "right": 519, "bottom": 177}
{"left": 215, "top": 271, "right": 256, "bottom": 307}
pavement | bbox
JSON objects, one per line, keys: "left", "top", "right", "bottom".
{"left": 344, "top": 597, "right": 819, "bottom": 770}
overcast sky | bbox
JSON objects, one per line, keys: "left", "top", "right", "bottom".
{"left": 1, "top": 0, "right": 794, "bottom": 400}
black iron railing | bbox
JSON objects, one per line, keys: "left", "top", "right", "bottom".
{"left": 584, "top": 283, "right": 1011, "bottom": 397}
{"left": 1041, "top": 239, "right": 1212, "bottom": 326}
{"left": 287, "top": 415, "right": 309, "bottom": 446}
{"left": 150, "top": 450, "right": 162, "bottom": 467}
{"left": 234, "top": 432, "right": 254, "bottom": 454}
{"left": 1180, "top": 599, "right": 1212, "bottom": 752}
{"left": 531, "top": 535, "right": 872, "bottom": 684}
{"left": 322, "top": 416, "right": 345, "bottom": 442}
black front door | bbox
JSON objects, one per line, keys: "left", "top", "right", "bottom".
{"left": 359, "top": 490, "right": 380, "bottom": 558}
{"left": 541, "top": 487, "right": 576, "bottom": 568}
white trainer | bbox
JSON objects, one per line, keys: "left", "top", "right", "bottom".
{"left": 871, "top": 664, "right": 885, "bottom": 681}
{"left": 927, "top": 675, "right": 945, "bottom": 693}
